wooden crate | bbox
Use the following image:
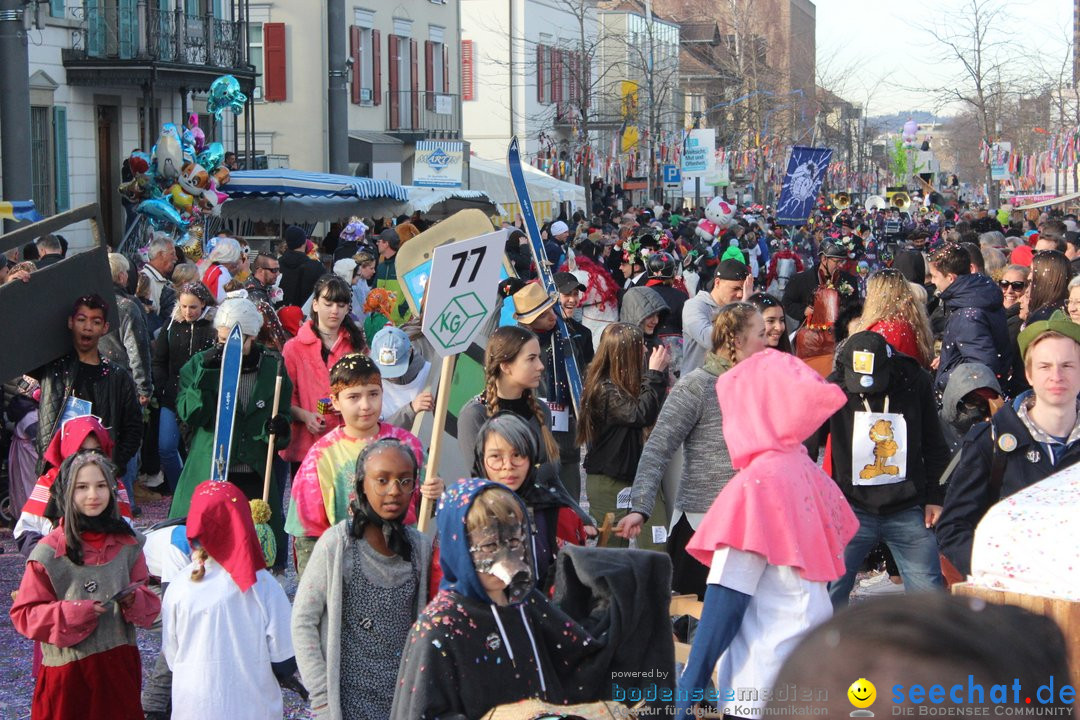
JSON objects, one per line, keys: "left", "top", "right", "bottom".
{"left": 952, "top": 582, "right": 1080, "bottom": 688}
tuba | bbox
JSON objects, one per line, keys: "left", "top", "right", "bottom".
{"left": 864, "top": 195, "right": 887, "bottom": 211}
{"left": 832, "top": 192, "right": 852, "bottom": 210}
{"left": 891, "top": 192, "right": 911, "bottom": 212}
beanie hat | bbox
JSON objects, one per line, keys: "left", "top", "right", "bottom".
{"left": 284, "top": 225, "right": 307, "bottom": 250}
{"left": 550, "top": 220, "right": 569, "bottom": 236}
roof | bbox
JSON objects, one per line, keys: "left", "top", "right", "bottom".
{"left": 680, "top": 21, "right": 720, "bottom": 44}
{"left": 224, "top": 169, "right": 409, "bottom": 201}
{"left": 347, "top": 131, "right": 403, "bottom": 145}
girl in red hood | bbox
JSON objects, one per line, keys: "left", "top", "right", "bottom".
{"left": 11, "top": 452, "right": 160, "bottom": 720}
{"left": 675, "top": 350, "right": 859, "bottom": 719}
{"left": 161, "top": 480, "right": 296, "bottom": 720}
{"left": 16, "top": 416, "right": 132, "bottom": 557}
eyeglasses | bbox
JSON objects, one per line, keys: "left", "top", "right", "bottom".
{"left": 999, "top": 280, "right": 1028, "bottom": 292}
{"left": 262, "top": 266, "right": 281, "bottom": 274}
{"left": 1068, "top": 301, "right": 1080, "bottom": 310}
{"left": 369, "top": 476, "right": 416, "bottom": 495}
{"left": 484, "top": 453, "right": 530, "bottom": 470}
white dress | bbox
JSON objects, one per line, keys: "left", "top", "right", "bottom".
{"left": 708, "top": 548, "right": 832, "bottom": 717}
{"left": 162, "top": 559, "right": 294, "bottom": 720}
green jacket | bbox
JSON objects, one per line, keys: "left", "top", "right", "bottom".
{"left": 169, "top": 345, "right": 293, "bottom": 518}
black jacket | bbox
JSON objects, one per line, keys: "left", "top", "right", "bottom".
{"left": 646, "top": 281, "right": 689, "bottom": 337}
{"left": 781, "top": 265, "right": 860, "bottom": 323}
{"left": 937, "top": 404, "right": 1080, "bottom": 575}
{"left": 582, "top": 370, "right": 667, "bottom": 482}
{"left": 935, "top": 273, "right": 1011, "bottom": 394}
{"left": 151, "top": 315, "right": 217, "bottom": 409}
{"left": 824, "top": 354, "right": 951, "bottom": 515}
{"left": 278, "top": 249, "right": 324, "bottom": 307}
{"left": 30, "top": 353, "right": 143, "bottom": 473}
{"left": 1005, "top": 303, "right": 1029, "bottom": 397}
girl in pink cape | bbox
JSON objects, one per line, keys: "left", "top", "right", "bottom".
{"left": 676, "top": 349, "right": 858, "bottom": 719}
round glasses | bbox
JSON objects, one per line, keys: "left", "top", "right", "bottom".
{"left": 368, "top": 476, "right": 416, "bottom": 495}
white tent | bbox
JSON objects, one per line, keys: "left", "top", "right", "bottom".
{"left": 467, "top": 155, "right": 586, "bottom": 222}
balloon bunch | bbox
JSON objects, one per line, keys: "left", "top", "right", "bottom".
{"left": 123, "top": 110, "right": 231, "bottom": 232}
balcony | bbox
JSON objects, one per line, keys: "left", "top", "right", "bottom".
{"left": 386, "top": 90, "right": 460, "bottom": 140}
{"left": 63, "top": 6, "right": 254, "bottom": 92}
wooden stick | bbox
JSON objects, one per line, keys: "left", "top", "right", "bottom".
{"left": 261, "top": 360, "right": 285, "bottom": 504}
{"left": 417, "top": 353, "right": 457, "bottom": 533}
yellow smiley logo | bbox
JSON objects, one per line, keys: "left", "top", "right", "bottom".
{"left": 848, "top": 678, "right": 877, "bottom": 709}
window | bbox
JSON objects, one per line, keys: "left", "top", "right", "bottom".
{"left": 248, "top": 23, "right": 264, "bottom": 100}
{"left": 352, "top": 9, "right": 376, "bottom": 104}
{"left": 29, "top": 106, "right": 68, "bottom": 214}
{"left": 30, "top": 107, "right": 55, "bottom": 216}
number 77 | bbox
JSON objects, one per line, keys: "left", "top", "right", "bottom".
{"left": 449, "top": 247, "right": 487, "bottom": 287}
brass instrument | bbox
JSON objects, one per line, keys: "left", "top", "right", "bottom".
{"left": 832, "top": 192, "right": 852, "bottom": 210}
{"left": 891, "top": 192, "right": 911, "bottom": 211}
{"left": 864, "top": 195, "right": 887, "bottom": 211}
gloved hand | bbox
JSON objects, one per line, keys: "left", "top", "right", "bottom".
{"left": 265, "top": 414, "right": 290, "bottom": 437}
{"left": 202, "top": 343, "right": 224, "bottom": 369}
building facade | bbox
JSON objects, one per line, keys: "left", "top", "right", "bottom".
{"left": 2, "top": 0, "right": 253, "bottom": 250}
{"left": 248, "top": 0, "right": 462, "bottom": 183}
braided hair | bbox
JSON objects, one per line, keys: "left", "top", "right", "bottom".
{"left": 483, "top": 326, "right": 560, "bottom": 462}
{"left": 710, "top": 302, "right": 760, "bottom": 363}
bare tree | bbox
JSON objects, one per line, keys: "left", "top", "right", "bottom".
{"left": 909, "top": 0, "right": 1020, "bottom": 207}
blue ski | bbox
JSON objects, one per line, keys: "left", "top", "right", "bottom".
{"left": 506, "top": 137, "right": 584, "bottom": 415}
{"left": 210, "top": 323, "right": 244, "bottom": 482}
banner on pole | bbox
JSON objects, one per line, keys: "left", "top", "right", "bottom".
{"left": 776, "top": 146, "right": 833, "bottom": 226}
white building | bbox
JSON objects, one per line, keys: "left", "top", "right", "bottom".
{"left": 461, "top": 0, "right": 599, "bottom": 167}
{"left": 1, "top": 0, "right": 253, "bottom": 250}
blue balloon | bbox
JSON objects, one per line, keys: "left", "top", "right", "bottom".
{"left": 207, "top": 75, "right": 247, "bottom": 119}
{"left": 136, "top": 197, "right": 190, "bottom": 230}
{"left": 197, "top": 142, "right": 225, "bottom": 172}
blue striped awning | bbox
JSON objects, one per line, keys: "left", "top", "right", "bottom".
{"left": 224, "top": 169, "right": 409, "bottom": 201}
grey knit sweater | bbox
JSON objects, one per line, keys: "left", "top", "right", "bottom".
{"left": 629, "top": 360, "right": 734, "bottom": 518}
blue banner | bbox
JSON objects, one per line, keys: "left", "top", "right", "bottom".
{"left": 776, "top": 146, "right": 833, "bottom": 226}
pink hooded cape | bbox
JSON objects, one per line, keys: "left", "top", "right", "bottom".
{"left": 686, "top": 349, "right": 858, "bottom": 582}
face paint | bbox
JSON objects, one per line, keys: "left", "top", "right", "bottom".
{"left": 469, "top": 522, "right": 533, "bottom": 603}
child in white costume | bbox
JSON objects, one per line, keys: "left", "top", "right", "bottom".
{"left": 676, "top": 350, "right": 858, "bottom": 718}
{"left": 162, "top": 480, "right": 296, "bottom": 720}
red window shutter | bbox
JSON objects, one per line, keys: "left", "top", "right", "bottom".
{"left": 536, "top": 44, "right": 545, "bottom": 103}
{"left": 443, "top": 43, "right": 450, "bottom": 94}
{"left": 410, "top": 39, "right": 419, "bottom": 128}
{"left": 553, "top": 49, "right": 563, "bottom": 104}
{"left": 425, "top": 40, "right": 435, "bottom": 111}
{"left": 373, "top": 30, "right": 381, "bottom": 105}
{"left": 462, "top": 40, "right": 474, "bottom": 101}
{"left": 549, "top": 47, "right": 558, "bottom": 104}
{"left": 388, "top": 34, "right": 399, "bottom": 126}
{"left": 263, "top": 22, "right": 286, "bottom": 102}
{"left": 425, "top": 40, "right": 434, "bottom": 93}
{"left": 350, "top": 26, "right": 361, "bottom": 104}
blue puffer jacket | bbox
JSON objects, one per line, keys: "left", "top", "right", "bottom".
{"left": 935, "top": 273, "right": 1012, "bottom": 394}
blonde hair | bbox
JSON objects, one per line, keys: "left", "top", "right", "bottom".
{"left": 466, "top": 486, "right": 525, "bottom": 538}
{"left": 858, "top": 270, "right": 935, "bottom": 367}
{"left": 171, "top": 262, "right": 200, "bottom": 288}
{"left": 190, "top": 546, "right": 210, "bottom": 581}
{"left": 711, "top": 302, "right": 759, "bottom": 362}
{"left": 577, "top": 323, "right": 644, "bottom": 446}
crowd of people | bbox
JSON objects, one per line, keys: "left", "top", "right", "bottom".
{"left": 1, "top": 193, "right": 1078, "bottom": 719}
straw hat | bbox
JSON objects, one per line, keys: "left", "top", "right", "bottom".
{"left": 512, "top": 283, "right": 558, "bottom": 325}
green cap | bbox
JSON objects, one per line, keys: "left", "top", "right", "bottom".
{"left": 1017, "top": 310, "right": 1080, "bottom": 360}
